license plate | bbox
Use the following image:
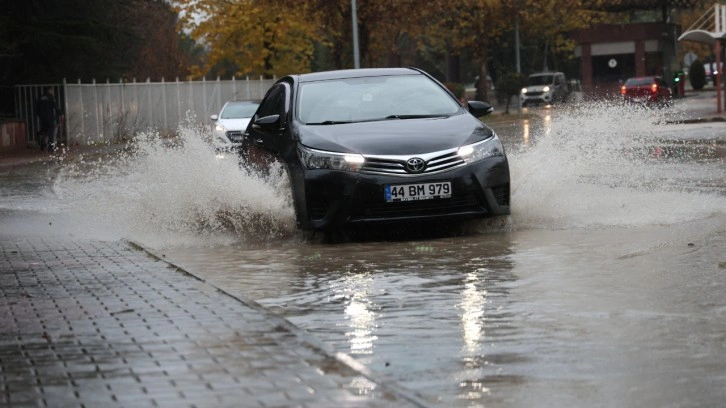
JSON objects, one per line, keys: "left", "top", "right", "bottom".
{"left": 384, "top": 182, "right": 451, "bottom": 202}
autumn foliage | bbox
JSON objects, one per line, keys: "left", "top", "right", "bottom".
{"left": 176, "top": 0, "right": 596, "bottom": 91}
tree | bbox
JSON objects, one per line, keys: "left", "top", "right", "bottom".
{"left": 512, "top": 0, "right": 598, "bottom": 76}
{"left": 420, "top": 0, "right": 510, "bottom": 103}
{"left": 1, "top": 0, "right": 191, "bottom": 85}
{"left": 495, "top": 72, "right": 527, "bottom": 114}
{"left": 177, "top": 0, "right": 320, "bottom": 78}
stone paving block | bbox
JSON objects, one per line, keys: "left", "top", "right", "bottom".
{"left": 0, "top": 238, "right": 428, "bottom": 408}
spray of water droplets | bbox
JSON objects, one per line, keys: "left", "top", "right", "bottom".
{"left": 53, "top": 122, "right": 296, "bottom": 246}
{"left": 49, "top": 102, "right": 725, "bottom": 246}
{"left": 508, "top": 101, "right": 726, "bottom": 230}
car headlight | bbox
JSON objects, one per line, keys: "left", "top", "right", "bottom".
{"left": 457, "top": 135, "right": 504, "bottom": 163}
{"left": 521, "top": 88, "right": 528, "bottom": 94}
{"left": 215, "top": 124, "right": 226, "bottom": 133}
{"left": 298, "top": 145, "right": 365, "bottom": 172}
{"left": 543, "top": 86, "right": 551, "bottom": 92}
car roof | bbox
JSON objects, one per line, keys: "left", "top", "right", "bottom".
{"left": 295, "top": 68, "right": 422, "bottom": 83}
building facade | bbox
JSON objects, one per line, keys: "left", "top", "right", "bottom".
{"left": 571, "top": 22, "right": 681, "bottom": 98}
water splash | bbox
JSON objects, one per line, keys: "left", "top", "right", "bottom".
{"left": 54, "top": 123, "right": 296, "bottom": 246}
{"left": 508, "top": 100, "right": 726, "bottom": 230}
{"left": 49, "top": 103, "right": 726, "bottom": 245}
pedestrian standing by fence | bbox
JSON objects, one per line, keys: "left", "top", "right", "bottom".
{"left": 36, "top": 87, "right": 62, "bottom": 152}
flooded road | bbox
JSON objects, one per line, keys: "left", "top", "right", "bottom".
{"left": 2, "top": 101, "right": 725, "bottom": 407}
{"left": 161, "top": 219, "right": 725, "bottom": 408}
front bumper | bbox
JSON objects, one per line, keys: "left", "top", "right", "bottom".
{"left": 212, "top": 130, "right": 244, "bottom": 151}
{"left": 300, "top": 156, "right": 510, "bottom": 230}
{"left": 521, "top": 92, "right": 553, "bottom": 105}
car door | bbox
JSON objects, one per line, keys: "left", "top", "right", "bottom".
{"left": 244, "top": 82, "right": 290, "bottom": 169}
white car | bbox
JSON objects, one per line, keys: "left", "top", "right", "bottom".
{"left": 210, "top": 100, "right": 260, "bottom": 151}
{"left": 520, "top": 72, "right": 568, "bottom": 106}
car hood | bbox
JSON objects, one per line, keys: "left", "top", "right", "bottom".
{"left": 217, "top": 118, "right": 251, "bottom": 131}
{"left": 295, "top": 114, "right": 494, "bottom": 155}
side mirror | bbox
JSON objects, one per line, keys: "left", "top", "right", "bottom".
{"left": 251, "top": 114, "right": 281, "bottom": 130}
{"left": 467, "top": 101, "right": 494, "bottom": 117}
{"left": 210, "top": 114, "right": 219, "bottom": 121}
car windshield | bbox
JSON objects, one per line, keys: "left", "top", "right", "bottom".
{"left": 625, "top": 77, "right": 655, "bottom": 86}
{"left": 297, "top": 75, "right": 461, "bottom": 124}
{"left": 221, "top": 102, "right": 259, "bottom": 119}
{"left": 527, "top": 75, "right": 554, "bottom": 86}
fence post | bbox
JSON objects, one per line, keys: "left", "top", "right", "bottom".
{"left": 216, "top": 76, "right": 221, "bottom": 111}
{"left": 93, "top": 78, "right": 100, "bottom": 143}
{"left": 162, "top": 77, "right": 168, "bottom": 130}
{"left": 133, "top": 78, "right": 139, "bottom": 132}
{"left": 77, "top": 79, "right": 84, "bottom": 145}
{"left": 176, "top": 77, "right": 181, "bottom": 129}
{"left": 104, "top": 79, "right": 110, "bottom": 143}
{"left": 189, "top": 77, "right": 196, "bottom": 122}
{"left": 202, "top": 77, "right": 207, "bottom": 122}
{"left": 120, "top": 78, "right": 125, "bottom": 139}
{"left": 61, "top": 79, "right": 68, "bottom": 147}
{"left": 147, "top": 78, "right": 152, "bottom": 132}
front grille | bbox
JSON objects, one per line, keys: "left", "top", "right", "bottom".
{"left": 526, "top": 92, "right": 544, "bottom": 97}
{"left": 349, "top": 192, "right": 483, "bottom": 220}
{"left": 361, "top": 149, "right": 465, "bottom": 176}
{"left": 226, "top": 131, "right": 244, "bottom": 142}
{"left": 309, "top": 196, "right": 333, "bottom": 220}
{"left": 492, "top": 183, "right": 510, "bottom": 206}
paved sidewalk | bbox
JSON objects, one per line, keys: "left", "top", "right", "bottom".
{"left": 0, "top": 238, "right": 428, "bottom": 408}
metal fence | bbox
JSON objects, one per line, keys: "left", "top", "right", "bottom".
{"left": 14, "top": 77, "right": 277, "bottom": 147}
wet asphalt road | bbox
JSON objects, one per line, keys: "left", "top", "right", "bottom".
{"left": 2, "top": 99, "right": 726, "bottom": 407}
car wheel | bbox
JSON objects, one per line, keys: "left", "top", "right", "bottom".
{"left": 282, "top": 162, "right": 312, "bottom": 232}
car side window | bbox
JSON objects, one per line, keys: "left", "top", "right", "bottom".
{"left": 257, "top": 85, "right": 283, "bottom": 118}
{"left": 256, "top": 83, "right": 290, "bottom": 126}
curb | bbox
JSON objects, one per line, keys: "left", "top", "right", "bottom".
{"left": 126, "top": 239, "right": 433, "bottom": 408}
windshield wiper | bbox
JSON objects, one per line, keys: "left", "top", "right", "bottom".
{"left": 384, "top": 114, "right": 450, "bottom": 120}
{"left": 306, "top": 120, "right": 355, "bottom": 125}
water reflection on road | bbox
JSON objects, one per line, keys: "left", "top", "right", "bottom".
{"left": 163, "top": 217, "right": 726, "bottom": 407}
{"left": 163, "top": 230, "right": 521, "bottom": 406}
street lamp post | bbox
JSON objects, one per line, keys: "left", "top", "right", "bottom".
{"left": 352, "top": 0, "right": 360, "bottom": 69}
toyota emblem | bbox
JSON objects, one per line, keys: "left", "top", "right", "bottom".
{"left": 405, "top": 157, "right": 426, "bottom": 173}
